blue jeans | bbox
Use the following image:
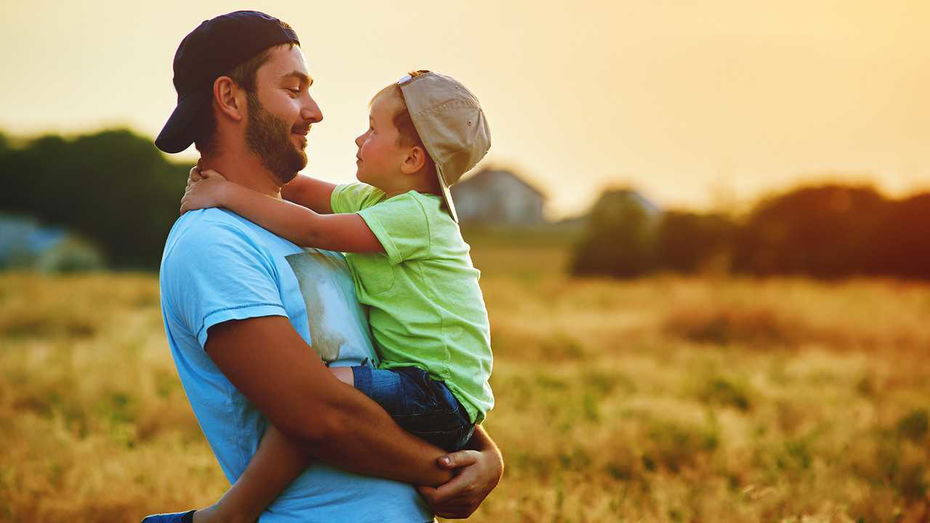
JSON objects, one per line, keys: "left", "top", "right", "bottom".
{"left": 352, "top": 366, "right": 475, "bottom": 452}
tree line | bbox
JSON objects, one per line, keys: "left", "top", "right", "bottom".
{"left": 0, "top": 129, "right": 189, "bottom": 269}
{"left": 572, "top": 184, "right": 930, "bottom": 280}
{"left": 2, "top": 128, "right": 927, "bottom": 279}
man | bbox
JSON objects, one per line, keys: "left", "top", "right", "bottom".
{"left": 148, "top": 11, "right": 502, "bottom": 522}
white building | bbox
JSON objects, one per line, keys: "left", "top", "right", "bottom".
{"left": 450, "top": 169, "right": 546, "bottom": 225}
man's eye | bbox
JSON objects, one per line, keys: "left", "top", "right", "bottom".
{"left": 287, "top": 88, "right": 300, "bottom": 96}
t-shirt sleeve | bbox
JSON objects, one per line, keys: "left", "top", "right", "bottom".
{"left": 161, "top": 218, "right": 287, "bottom": 348}
{"left": 356, "top": 193, "right": 431, "bottom": 265}
{"left": 330, "top": 183, "right": 387, "bottom": 214}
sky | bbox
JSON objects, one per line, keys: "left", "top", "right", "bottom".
{"left": 1, "top": 0, "right": 929, "bottom": 217}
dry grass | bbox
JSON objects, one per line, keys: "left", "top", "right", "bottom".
{"left": 1, "top": 237, "right": 929, "bottom": 521}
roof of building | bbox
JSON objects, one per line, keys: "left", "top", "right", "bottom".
{"left": 453, "top": 169, "right": 547, "bottom": 200}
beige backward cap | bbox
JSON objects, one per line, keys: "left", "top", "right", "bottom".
{"left": 398, "top": 70, "right": 490, "bottom": 223}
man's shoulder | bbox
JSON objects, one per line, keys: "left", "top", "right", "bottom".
{"left": 168, "top": 208, "right": 271, "bottom": 250}
{"left": 168, "top": 208, "right": 256, "bottom": 239}
{"left": 162, "top": 209, "right": 280, "bottom": 275}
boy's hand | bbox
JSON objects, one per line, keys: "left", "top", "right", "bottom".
{"left": 180, "top": 169, "right": 229, "bottom": 215}
{"left": 185, "top": 165, "right": 204, "bottom": 193}
{"left": 417, "top": 448, "right": 503, "bottom": 519}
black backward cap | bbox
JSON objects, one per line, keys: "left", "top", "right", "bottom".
{"left": 155, "top": 11, "right": 300, "bottom": 153}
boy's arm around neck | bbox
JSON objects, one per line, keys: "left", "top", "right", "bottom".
{"left": 221, "top": 182, "right": 385, "bottom": 254}
{"left": 282, "top": 174, "right": 337, "bottom": 214}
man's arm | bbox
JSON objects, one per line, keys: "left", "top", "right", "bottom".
{"left": 281, "top": 174, "right": 337, "bottom": 214}
{"left": 205, "top": 315, "right": 453, "bottom": 486}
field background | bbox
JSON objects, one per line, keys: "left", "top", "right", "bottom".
{"left": 1, "top": 230, "right": 929, "bottom": 522}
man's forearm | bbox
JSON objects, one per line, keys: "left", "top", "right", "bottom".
{"left": 467, "top": 425, "right": 499, "bottom": 453}
{"left": 206, "top": 317, "right": 452, "bottom": 487}
{"left": 295, "top": 379, "right": 454, "bottom": 486}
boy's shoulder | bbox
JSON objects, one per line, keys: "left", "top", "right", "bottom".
{"left": 332, "top": 182, "right": 388, "bottom": 213}
{"left": 365, "top": 190, "right": 452, "bottom": 227}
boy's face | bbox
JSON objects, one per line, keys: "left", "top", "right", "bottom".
{"left": 354, "top": 93, "right": 409, "bottom": 189}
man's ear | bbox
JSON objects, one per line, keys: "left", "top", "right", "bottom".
{"left": 213, "top": 76, "right": 246, "bottom": 122}
{"left": 400, "top": 145, "right": 429, "bottom": 175}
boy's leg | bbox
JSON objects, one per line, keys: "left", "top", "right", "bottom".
{"left": 329, "top": 366, "right": 354, "bottom": 386}
{"left": 352, "top": 366, "right": 475, "bottom": 452}
{"left": 192, "top": 367, "right": 350, "bottom": 523}
{"left": 193, "top": 426, "right": 311, "bottom": 523}
{"left": 189, "top": 366, "right": 467, "bottom": 522}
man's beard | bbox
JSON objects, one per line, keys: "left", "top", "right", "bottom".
{"left": 244, "top": 92, "right": 307, "bottom": 184}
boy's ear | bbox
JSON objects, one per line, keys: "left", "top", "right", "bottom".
{"left": 213, "top": 76, "right": 246, "bottom": 122}
{"left": 400, "top": 145, "right": 429, "bottom": 175}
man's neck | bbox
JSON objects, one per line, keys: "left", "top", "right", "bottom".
{"left": 200, "top": 149, "right": 283, "bottom": 199}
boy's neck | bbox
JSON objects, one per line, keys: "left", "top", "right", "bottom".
{"left": 379, "top": 170, "right": 441, "bottom": 199}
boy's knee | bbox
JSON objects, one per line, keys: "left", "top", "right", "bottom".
{"left": 329, "top": 366, "right": 355, "bottom": 387}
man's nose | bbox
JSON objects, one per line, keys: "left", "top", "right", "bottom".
{"left": 302, "top": 95, "right": 323, "bottom": 124}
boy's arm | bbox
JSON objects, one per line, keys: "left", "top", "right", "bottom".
{"left": 182, "top": 177, "right": 384, "bottom": 254}
{"left": 281, "top": 174, "right": 337, "bottom": 214}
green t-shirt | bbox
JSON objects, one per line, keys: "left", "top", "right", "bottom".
{"left": 330, "top": 183, "right": 493, "bottom": 423}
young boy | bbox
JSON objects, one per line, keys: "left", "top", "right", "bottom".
{"left": 155, "top": 71, "right": 493, "bottom": 523}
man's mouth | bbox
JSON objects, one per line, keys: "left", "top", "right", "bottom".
{"left": 291, "top": 128, "right": 309, "bottom": 148}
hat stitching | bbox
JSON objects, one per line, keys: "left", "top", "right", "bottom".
{"left": 414, "top": 98, "right": 478, "bottom": 118}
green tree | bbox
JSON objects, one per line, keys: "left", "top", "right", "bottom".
{"left": 0, "top": 129, "right": 190, "bottom": 269}
{"left": 657, "top": 211, "right": 737, "bottom": 273}
{"left": 571, "top": 188, "right": 660, "bottom": 278}
{"left": 732, "top": 185, "right": 889, "bottom": 277}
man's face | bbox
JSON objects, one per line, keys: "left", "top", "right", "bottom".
{"left": 245, "top": 45, "right": 322, "bottom": 184}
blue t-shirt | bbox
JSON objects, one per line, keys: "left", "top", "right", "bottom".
{"left": 159, "top": 208, "right": 432, "bottom": 523}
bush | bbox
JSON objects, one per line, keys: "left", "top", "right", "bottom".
{"left": 571, "top": 188, "right": 660, "bottom": 278}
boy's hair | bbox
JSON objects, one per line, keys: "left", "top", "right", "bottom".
{"left": 372, "top": 84, "right": 430, "bottom": 153}
{"left": 193, "top": 42, "right": 297, "bottom": 155}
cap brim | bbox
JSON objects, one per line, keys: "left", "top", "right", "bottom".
{"left": 436, "top": 166, "right": 459, "bottom": 223}
{"left": 155, "top": 89, "right": 212, "bottom": 154}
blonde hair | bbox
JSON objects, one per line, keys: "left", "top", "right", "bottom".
{"left": 372, "top": 84, "right": 426, "bottom": 150}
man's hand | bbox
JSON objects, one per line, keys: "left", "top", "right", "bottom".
{"left": 180, "top": 169, "right": 229, "bottom": 215}
{"left": 417, "top": 442, "right": 504, "bottom": 519}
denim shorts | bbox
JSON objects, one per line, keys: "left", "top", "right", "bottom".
{"left": 352, "top": 366, "right": 475, "bottom": 452}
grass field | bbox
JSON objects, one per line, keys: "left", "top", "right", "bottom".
{"left": 1, "top": 232, "right": 929, "bottom": 522}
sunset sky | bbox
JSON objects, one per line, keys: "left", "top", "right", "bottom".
{"left": 2, "top": 0, "right": 928, "bottom": 217}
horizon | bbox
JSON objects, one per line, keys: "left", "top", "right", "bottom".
{"left": 2, "top": 0, "right": 929, "bottom": 217}
{"left": 0, "top": 124, "right": 922, "bottom": 218}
